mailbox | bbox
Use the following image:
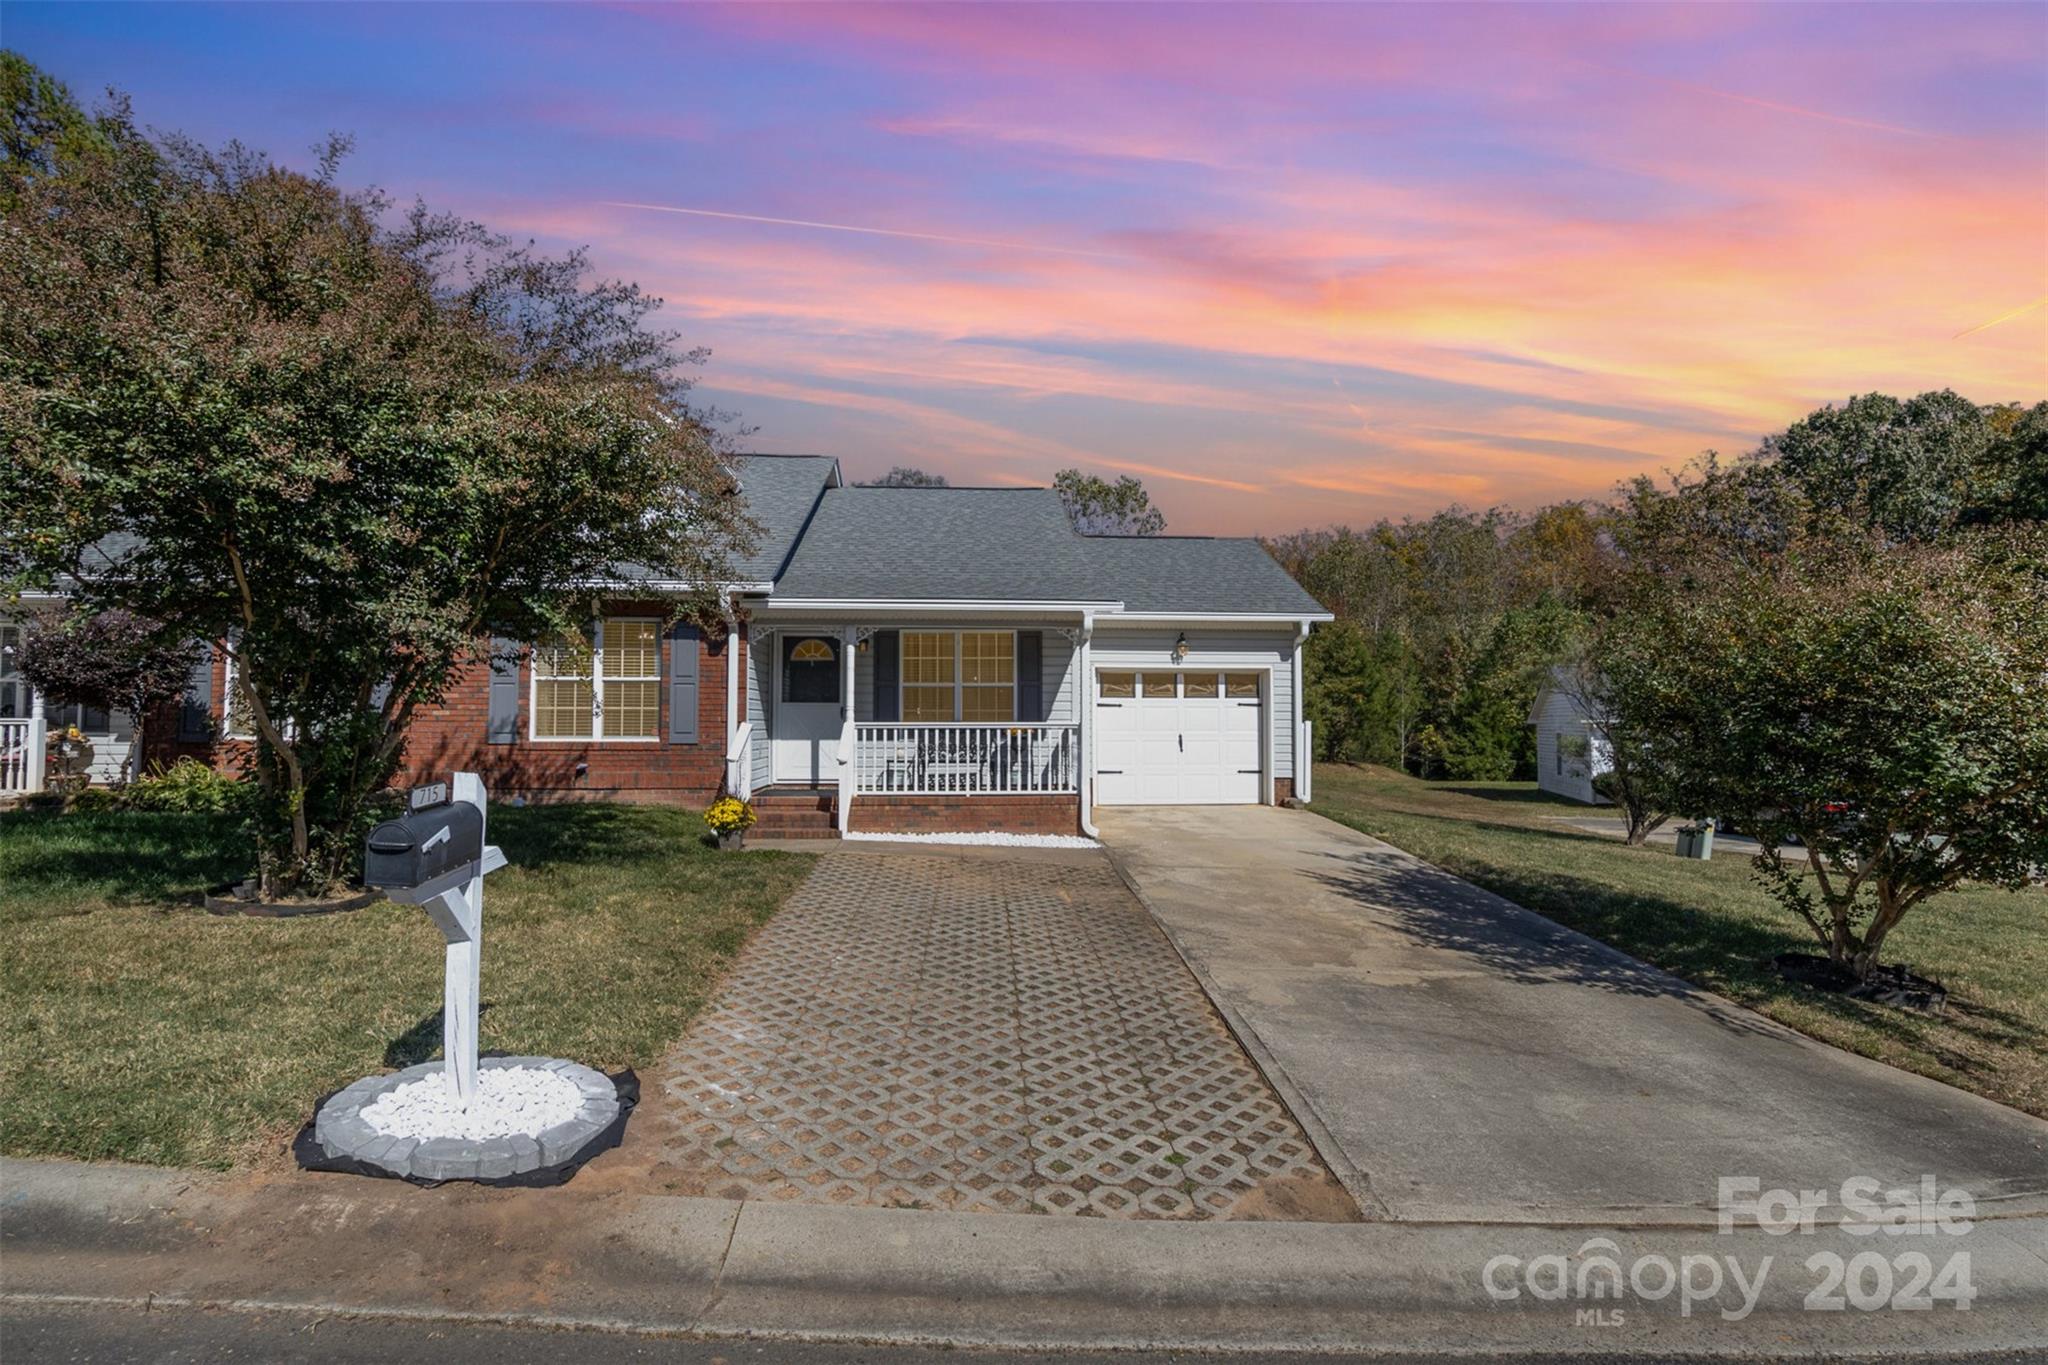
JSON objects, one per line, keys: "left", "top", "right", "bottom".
{"left": 364, "top": 800, "right": 486, "bottom": 890}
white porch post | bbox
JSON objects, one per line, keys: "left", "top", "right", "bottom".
{"left": 26, "top": 686, "right": 47, "bottom": 794}
{"left": 722, "top": 597, "right": 741, "bottom": 795}
{"left": 835, "top": 625, "right": 856, "bottom": 834}
{"left": 1292, "top": 620, "right": 1310, "bottom": 804}
{"left": 1077, "top": 612, "right": 1097, "bottom": 838}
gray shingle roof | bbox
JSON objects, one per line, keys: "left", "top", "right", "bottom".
{"left": 726, "top": 455, "right": 839, "bottom": 583}
{"left": 771, "top": 484, "right": 1327, "bottom": 616}
{"left": 1077, "top": 534, "right": 1327, "bottom": 615}
{"left": 608, "top": 453, "right": 838, "bottom": 586}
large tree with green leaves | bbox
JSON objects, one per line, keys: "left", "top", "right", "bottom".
{"left": 0, "top": 60, "right": 750, "bottom": 894}
{"left": 1600, "top": 520, "right": 2047, "bottom": 980}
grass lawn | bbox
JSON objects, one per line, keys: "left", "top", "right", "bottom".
{"left": 1310, "top": 764, "right": 2048, "bottom": 1119}
{"left": 0, "top": 803, "right": 814, "bottom": 1169}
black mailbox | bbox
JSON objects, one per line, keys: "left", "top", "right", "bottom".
{"left": 364, "top": 800, "right": 486, "bottom": 890}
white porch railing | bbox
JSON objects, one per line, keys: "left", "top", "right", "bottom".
{"left": 852, "top": 723, "right": 1079, "bottom": 796}
{"left": 1, "top": 718, "right": 45, "bottom": 794}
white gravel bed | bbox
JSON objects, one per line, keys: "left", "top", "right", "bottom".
{"left": 843, "top": 830, "right": 1098, "bottom": 849}
{"left": 361, "top": 1065, "right": 584, "bottom": 1142}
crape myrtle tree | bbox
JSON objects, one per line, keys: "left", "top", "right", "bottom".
{"left": 1600, "top": 505, "right": 2048, "bottom": 981}
{"left": 0, "top": 62, "right": 753, "bottom": 895}
{"left": 15, "top": 609, "right": 199, "bottom": 782}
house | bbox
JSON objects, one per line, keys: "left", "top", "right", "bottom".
{"left": 2, "top": 456, "right": 1333, "bottom": 837}
{"left": 1527, "top": 665, "right": 1613, "bottom": 805}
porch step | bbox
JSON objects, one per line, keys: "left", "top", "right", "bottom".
{"left": 749, "top": 785, "right": 838, "bottom": 837}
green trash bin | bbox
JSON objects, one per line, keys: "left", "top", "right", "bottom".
{"left": 1675, "top": 821, "right": 1715, "bottom": 860}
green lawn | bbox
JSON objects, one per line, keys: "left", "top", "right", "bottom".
{"left": 0, "top": 803, "right": 814, "bottom": 1169}
{"left": 1310, "top": 764, "right": 2048, "bottom": 1119}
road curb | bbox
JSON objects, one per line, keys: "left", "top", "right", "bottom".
{"left": 5, "top": 1158, "right": 2046, "bottom": 1357}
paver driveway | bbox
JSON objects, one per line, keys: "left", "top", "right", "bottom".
{"left": 652, "top": 849, "right": 1351, "bottom": 1220}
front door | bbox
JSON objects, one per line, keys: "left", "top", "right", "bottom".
{"left": 773, "top": 634, "right": 843, "bottom": 785}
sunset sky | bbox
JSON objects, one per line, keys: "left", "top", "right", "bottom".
{"left": 11, "top": 2, "right": 2046, "bottom": 533}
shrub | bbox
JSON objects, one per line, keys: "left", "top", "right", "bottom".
{"left": 108, "top": 759, "right": 250, "bottom": 814}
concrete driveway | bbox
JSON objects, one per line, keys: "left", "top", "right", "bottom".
{"left": 1098, "top": 805, "right": 2048, "bottom": 1224}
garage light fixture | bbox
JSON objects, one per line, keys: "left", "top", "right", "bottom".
{"left": 1172, "top": 632, "right": 1189, "bottom": 662}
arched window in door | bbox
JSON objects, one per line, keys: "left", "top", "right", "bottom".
{"left": 782, "top": 636, "right": 840, "bottom": 704}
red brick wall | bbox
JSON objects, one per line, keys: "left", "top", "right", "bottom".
{"left": 850, "top": 794, "right": 1080, "bottom": 835}
{"left": 1273, "top": 778, "right": 1295, "bottom": 805}
{"left": 148, "top": 606, "right": 735, "bottom": 806}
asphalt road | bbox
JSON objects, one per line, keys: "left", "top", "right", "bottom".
{"left": 9, "top": 1301, "right": 2041, "bottom": 1365}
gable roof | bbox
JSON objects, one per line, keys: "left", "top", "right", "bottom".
{"left": 769, "top": 482, "right": 1328, "bottom": 617}
{"left": 608, "top": 453, "right": 839, "bottom": 587}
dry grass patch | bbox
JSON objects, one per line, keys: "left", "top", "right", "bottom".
{"left": 0, "top": 803, "right": 813, "bottom": 1168}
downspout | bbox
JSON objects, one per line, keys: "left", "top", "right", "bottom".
{"left": 1077, "top": 611, "right": 1098, "bottom": 839}
{"left": 1292, "top": 619, "right": 1310, "bottom": 804}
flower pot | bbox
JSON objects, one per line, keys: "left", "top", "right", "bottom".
{"left": 717, "top": 830, "right": 745, "bottom": 851}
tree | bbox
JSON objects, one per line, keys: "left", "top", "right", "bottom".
{"left": 15, "top": 609, "right": 198, "bottom": 782}
{"left": 1303, "top": 619, "right": 1421, "bottom": 767}
{"left": 1053, "top": 469, "right": 1166, "bottom": 536}
{"left": 1599, "top": 526, "right": 2048, "bottom": 980}
{"left": 1436, "top": 597, "right": 1581, "bottom": 781}
{"left": 1759, "top": 390, "right": 1995, "bottom": 543}
{"left": 1554, "top": 655, "right": 1671, "bottom": 846}
{"left": 857, "top": 466, "right": 948, "bottom": 488}
{"left": 0, "top": 63, "right": 751, "bottom": 895}
{"left": 1979, "top": 401, "right": 2048, "bottom": 525}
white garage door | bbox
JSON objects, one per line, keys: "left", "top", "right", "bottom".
{"left": 1095, "top": 670, "right": 1263, "bottom": 805}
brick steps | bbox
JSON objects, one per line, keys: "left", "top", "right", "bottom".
{"left": 749, "top": 786, "right": 838, "bottom": 839}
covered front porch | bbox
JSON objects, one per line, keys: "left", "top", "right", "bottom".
{"left": 731, "top": 610, "right": 1100, "bottom": 837}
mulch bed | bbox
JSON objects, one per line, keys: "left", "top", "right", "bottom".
{"left": 203, "top": 884, "right": 384, "bottom": 918}
{"left": 1773, "top": 952, "right": 1949, "bottom": 1015}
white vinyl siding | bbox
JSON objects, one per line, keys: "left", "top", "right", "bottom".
{"left": 747, "top": 635, "right": 773, "bottom": 791}
{"left": 1091, "top": 628, "right": 1296, "bottom": 780}
{"left": 1531, "top": 689, "right": 1611, "bottom": 805}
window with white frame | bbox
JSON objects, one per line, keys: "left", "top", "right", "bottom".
{"left": 223, "top": 648, "right": 255, "bottom": 740}
{"left": 532, "top": 617, "right": 661, "bottom": 740}
{"left": 901, "top": 630, "right": 1015, "bottom": 723}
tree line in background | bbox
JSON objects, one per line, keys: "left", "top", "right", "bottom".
{"left": 1271, "top": 392, "right": 2045, "bottom": 785}
{"left": 1273, "top": 390, "right": 2047, "bottom": 980}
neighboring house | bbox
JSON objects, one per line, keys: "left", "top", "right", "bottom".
{"left": 3, "top": 456, "right": 1333, "bottom": 838}
{"left": 1527, "top": 665, "right": 1613, "bottom": 805}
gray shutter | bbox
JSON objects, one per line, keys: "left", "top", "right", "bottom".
{"left": 486, "top": 637, "right": 520, "bottom": 744}
{"left": 1016, "top": 631, "right": 1043, "bottom": 721}
{"left": 872, "top": 630, "right": 899, "bottom": 722}
{"left": 668, "top": 622, "right": 701, "bottom": 744}
{"left": 176, "top": 645, "right": 213, "bottom": 742}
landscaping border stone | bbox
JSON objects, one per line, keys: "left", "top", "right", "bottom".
{"left": 307, "top": 1056, "right": 624, "bottom": 1185}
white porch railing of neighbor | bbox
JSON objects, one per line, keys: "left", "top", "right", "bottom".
{"left": 1, "top": 718, "right": 44, "bottom": 794}
{"left": 852, "top": 723, "right": 1080, "bottom": 796}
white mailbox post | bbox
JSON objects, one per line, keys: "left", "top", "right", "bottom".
{"left": 369, "top": 772, "right": 506, "bottom": 1107}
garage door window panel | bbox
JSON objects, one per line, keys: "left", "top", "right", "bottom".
{"left": 1142, "top": 674, "right": 1177, "bottom": 699}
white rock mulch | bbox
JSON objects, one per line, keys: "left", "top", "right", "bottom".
{"left": 843, "top": 830, "right": 1098, "bottom": 849}
{"left": 361, "top": 1065, "right": 583, "bottom": 1142}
